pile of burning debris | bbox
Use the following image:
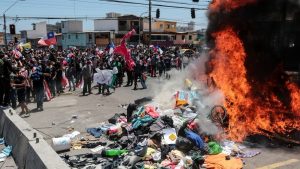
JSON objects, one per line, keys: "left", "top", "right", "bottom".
{"left": 56, "top": 80, "right": 265, "bottom": 169}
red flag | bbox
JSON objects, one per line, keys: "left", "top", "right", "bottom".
{"left": 114, "top": 29, "right": 136, "bottom": 70}
{"left": 43, "top": 80, "right": 52, "bottom": 101}
{"left": 38, "top": 38, "right": 57, "bottom": 46}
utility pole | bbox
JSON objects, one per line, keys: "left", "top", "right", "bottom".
{"left": 3, "top": 14, "right": 7, "bottom": 50}
{"left": 2, "top": 0, "right": 25, "bottom": 50}
{"left": 148, "top": 0, "right": 152, "bottom": 46}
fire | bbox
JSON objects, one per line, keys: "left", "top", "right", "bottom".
{"left": 286, "top": 82, "right": 300, "bottom": 116}
{"left": 208, "top": 27, "right": 300, "bottom": 141}
{"left": 209, "top": 0, "right": 256, "bottom": 12}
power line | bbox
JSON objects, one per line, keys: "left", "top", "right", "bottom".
{"left": 149, "top": 0, "right": 208, "bottom": 6}
{"left": 97, "top": 0, "right": 207, "bottom": 10}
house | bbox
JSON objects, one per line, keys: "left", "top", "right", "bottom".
{"left": 20, "top": 21, "right": 61, "bottom": 48}
{"left": 142, "top": 19, "right": 177, "bottom": 46}
{"left": 61, "top": 31, "right": 94, "bottom": 49}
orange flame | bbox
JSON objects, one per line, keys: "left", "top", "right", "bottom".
{"left": 209, "top": 0, "right": 256, "bottom": 12}
{"left": 286, "top": 82, "right": 300, "bottom": 116}
{"left": 209, "top": 27, "right": 300, "bottom": 141}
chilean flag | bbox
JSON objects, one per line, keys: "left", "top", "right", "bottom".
{"left": 105, "top": 42, "right": 115, "bottom": 55}
{"left": 38, "top": 32, "right": 57, "bottom": 46}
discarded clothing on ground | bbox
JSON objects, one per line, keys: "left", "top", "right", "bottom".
{"left": 60, "top": 96, "right": 253, "bottom": 169}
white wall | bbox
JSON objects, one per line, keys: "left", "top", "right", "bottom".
{"left": 27, "top": 22, "right": 47, "bottom": 39}
{"left": 62, "top": 20, "right": 83, "bottom": 33}
{"left": 94, "top": 20, "right": 118, "bottom": 31}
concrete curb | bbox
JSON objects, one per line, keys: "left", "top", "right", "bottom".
{"left": 0, "top": 108, "right": 69, "bottom": 169}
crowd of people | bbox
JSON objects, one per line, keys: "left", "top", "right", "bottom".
{"left": 0, "top": 45, "right": 195, "bottom": 117}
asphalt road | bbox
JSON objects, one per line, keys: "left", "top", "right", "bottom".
{"left": 18, "top": 76, "right": 300, "bottom": 169}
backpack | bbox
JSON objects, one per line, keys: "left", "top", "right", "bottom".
{"left": 31, "top": 67, "right": 42, "bottom": 81}
{"left": 0, "top": 58, "right": 4, "bottom": 78}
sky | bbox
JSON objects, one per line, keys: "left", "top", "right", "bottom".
{"left": 0, "top": 0, "right": 210, "bottom": 33}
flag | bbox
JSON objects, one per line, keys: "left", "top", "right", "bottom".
{"left": 61, "top": 72, "right": 69, "bottom": 88}
{"left": 76, "top": 78, "right": 84, "bottom": 89}
{"left": 113, "top": 29, "right": 136, "bottom": 71}
{"left": 12, "top": 49, "right": 22, "bottom": 59}
{"left": 21, "top": 42, "right": 31, "bottom": 49}
{"left": 105, "top": 42, "right": 115, "bottom": 55}
{"left": 38, "top": 32, "right": 57, "bottom": 46}
{"left": 44, "top": 80, "right": 52, "bottom": 101}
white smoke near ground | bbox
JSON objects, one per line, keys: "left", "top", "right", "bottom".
{"left": 153, "top": 53, "right": 225, "bottom": 135}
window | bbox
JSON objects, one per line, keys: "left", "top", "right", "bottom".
{"left": 189, "top": 35, "right": 192, "bottom": 40}
{"left": 62, "top": 23, "right": 64, "bottom": 28}
{"left": 62, "top": 35, "right": 64, "bottom": 40}
{"left": 182, "top": 35, "right": 185, "bottom": 40}
{"left": 167, "top": 24, "right": 170, "bottom": 29}
{"left": 76, "top": 34, "right": 78, "bottom": 39}
{"left": 160, "top": 24, "right": 163, "bottom": 29}
{"left": 68, "top": 35, "right": 71, "bottom": 39}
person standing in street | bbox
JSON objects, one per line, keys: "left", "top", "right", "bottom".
{"left": 55, "top": 63, "right": 64, "bottom": 95}
{"left": 124, "top": 64, "right": 133, "bottom": 87}
{"left": 0, "top": 51, "right": 13, "bottom": 108}
{"left": 133, "top": 59, "right": 147, "bottom": 90}
{"left": 30, "top": 66, "right": 45, "bottom": 111}
{"left": 66, "top": 64, "right": 76, "bottom": 91}
{"left": 12, "top": 68, "right": 30, "bottom": 117}
{"left": 81, "top": 60, "right": 93, "bottom": 96}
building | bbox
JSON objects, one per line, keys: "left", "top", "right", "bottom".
{"left": 177, "top": 21, "right": 195, "bottom": 32}
{"left": 20, "top": 21, "right": 61, "bottom": 48}
{"left": 61, "top": 31, "right": 94, "bottom": 49}
{"left": 62, "top": 30, "right": 118, "bottom": 49}
{"left": 0, "top": 32, "right": 21, "bottom": 46}
{"left": 142, "top": 19, "right": 177, "bottom": 46}
{"left": 174, "top": 31, "right": 199, "bottom": 45}
{"left": 94, "top": 14, "right": 141, "bottom": 45}
{"left": 61, "top": 20, "right": 83, "bottom": 33}
{"left": 106, "top": 12, "right": 121, "bottom": 18}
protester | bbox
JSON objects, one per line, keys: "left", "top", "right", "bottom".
{"left": 11, "top": 68, "right": 30, "bottom": 116}
{"left": 0, "top": 51, "right": 13, "bottom": 108}
{"left": 81, "top": 59, "right": 93, "bottom": 96}
{"left": 133, "top": 59, "right": 147, "bottom": 90}
{"left": 66, "top": 64, "right": 76, "bottom": 91}
{"left": 55, "top": 63, "right": 64, "bottom": 95}
{"left": 30, "top": 65, "right": 45, "bottom": 111}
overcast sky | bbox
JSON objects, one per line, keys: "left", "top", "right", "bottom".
{"left": 0, "top": 0, "right": 210, "bottom": 33}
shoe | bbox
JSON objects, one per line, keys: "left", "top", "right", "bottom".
{"left": 133, "top": 88, "right": 137, "bottom": 90}
{"left": 24, "top": 113, "right": 30, "bottom": 117}
{"left": 19, "top": 111, "right": 25, "bottom": 116}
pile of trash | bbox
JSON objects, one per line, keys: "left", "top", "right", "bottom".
{"left": 58, "top": 80, "right": 260, "bottom": 169}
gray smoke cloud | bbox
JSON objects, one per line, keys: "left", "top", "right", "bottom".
{"left": 153, "top": 53, "right": 225, "bottom": 135}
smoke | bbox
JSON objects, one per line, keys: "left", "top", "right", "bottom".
{"left": 153, "top": 53, "right": 225, "bottom": 135}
